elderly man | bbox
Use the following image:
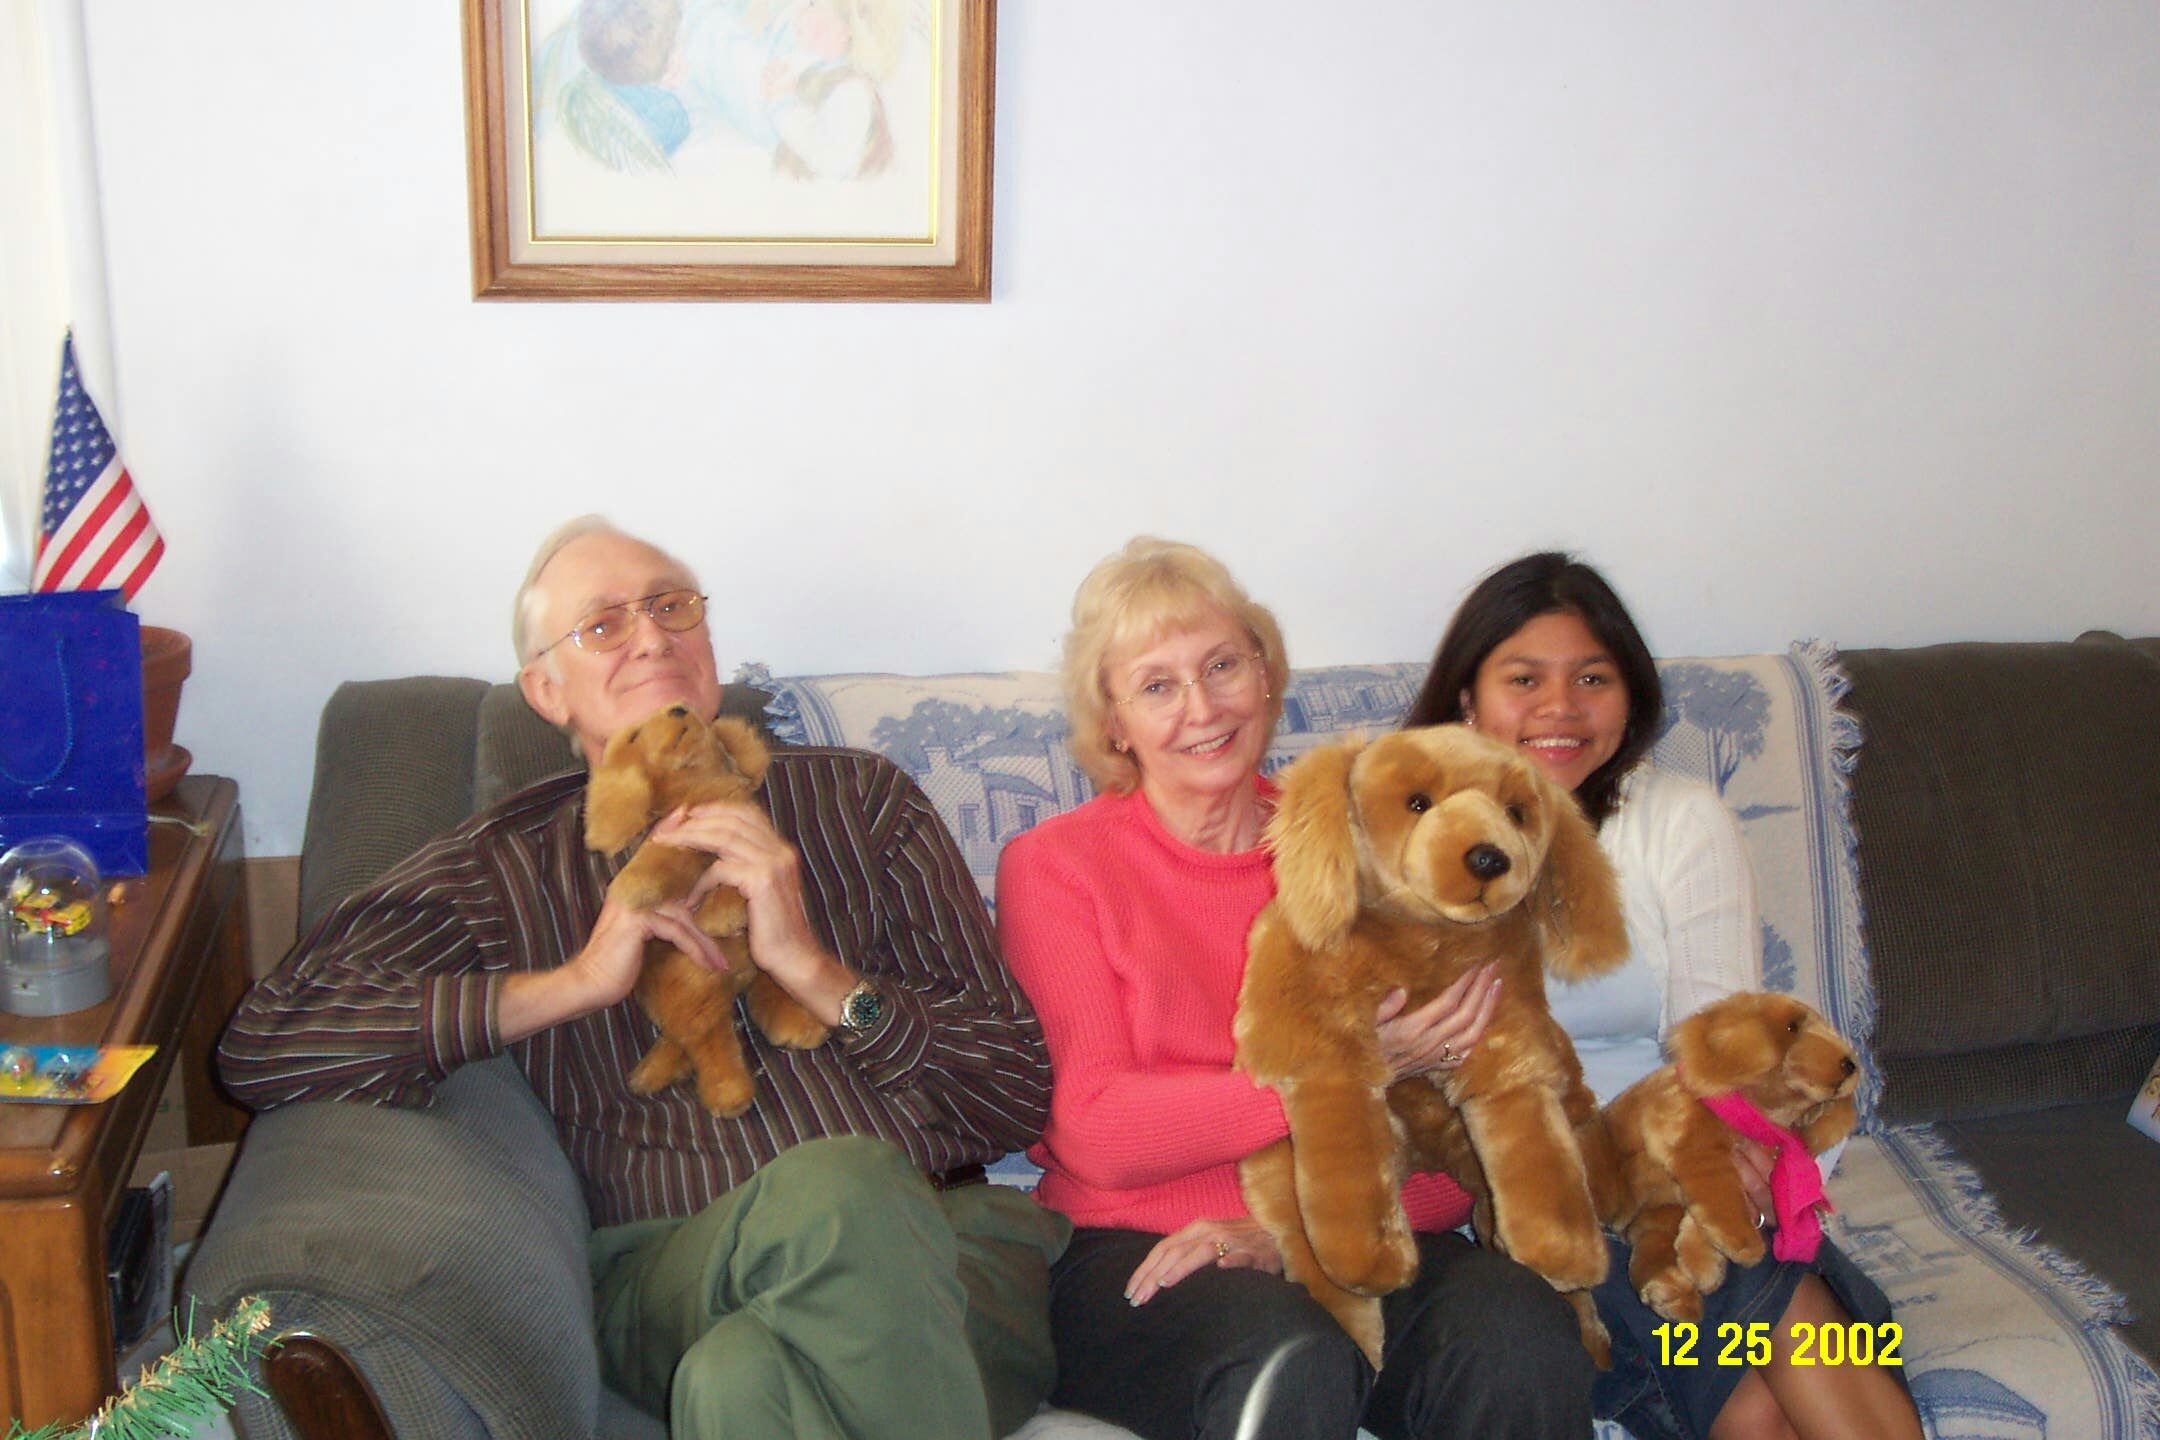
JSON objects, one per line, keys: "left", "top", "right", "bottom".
{"left": 220, "top": 516, "right": 1067, "bottom": 1440}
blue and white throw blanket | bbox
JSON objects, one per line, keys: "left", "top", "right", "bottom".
{"left": 749, "top": 646, "right": 2159, "bottom": 1440}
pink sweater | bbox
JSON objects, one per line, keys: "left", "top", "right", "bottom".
{"left": 996, "top": 783, "right": 1472, "bottom": 1234}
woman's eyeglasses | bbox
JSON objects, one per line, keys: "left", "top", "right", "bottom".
{"left": 1114, "top": 652, "right": 1266, "bottom": 716}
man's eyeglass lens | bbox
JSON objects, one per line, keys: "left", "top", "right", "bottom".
{"left": 569, "top": 590, "right": 706, "bottom": 653}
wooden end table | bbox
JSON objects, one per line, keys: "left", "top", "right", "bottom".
{"left": 0, "top": 777, "right": 251, "bottom": 1427}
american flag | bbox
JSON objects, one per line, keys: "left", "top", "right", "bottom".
{"left": 34, "top": 331, "right": 164, "bottom": 602}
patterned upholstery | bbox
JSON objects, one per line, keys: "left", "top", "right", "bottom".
{"left": 761, "top": 651, "right": 1878, "bottom": 1109}
{"left": 198, "top": 648, "right": 2160, "bottom": 1440}
{"left": 766, "top": 648, "right": 2160, "bottom": 1440}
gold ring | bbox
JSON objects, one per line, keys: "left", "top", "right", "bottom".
{"left": 1214, "top": 1239, "right": 1230, "bottom": 1259}
{"left": 1754, "top": 1209, "right": 1768, "bottom": 1230}
{"left": 1440, "top": 1043, "right": 1458, "bottom": 1065}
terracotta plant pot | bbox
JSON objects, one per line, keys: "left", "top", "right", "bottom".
{"left": 141, "top": 625, "right": 193, "bottom": 803}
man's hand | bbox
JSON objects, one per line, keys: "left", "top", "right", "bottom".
{"left": 498, "top": 895, "right": 722, "bottom": 1044}
{"left": 649, "top": 800, "right": 859, "bottom": 1025}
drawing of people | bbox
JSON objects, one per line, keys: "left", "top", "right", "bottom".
{"left": 535, "top": 0, "right": 917, "bottom": 181}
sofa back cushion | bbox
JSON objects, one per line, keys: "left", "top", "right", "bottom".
{"left": 299, "top": 678, "right": 771, "bottom": 931}
{"left": 300, "top": 677, "right": 493, "bottom": 932}
{"left": 306, "top": 652, "right": 1875, "bottom": 1119}
{"left": 1842, "top": 633, "right": 2160, "bottom": 1122}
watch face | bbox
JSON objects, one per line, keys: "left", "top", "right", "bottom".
{"left": 843, "top": 983, "right": 885, "bottom": 1032}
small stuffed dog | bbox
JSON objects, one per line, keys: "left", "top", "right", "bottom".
{"left": 1234, "top": 724, "right": 1629, "bottom": 1368}
{"left": 585, "top": 705, "right": 829, "bottom": 1117}
{"left": 1586, "top": 991, "right": 1860, "bottom": 1322}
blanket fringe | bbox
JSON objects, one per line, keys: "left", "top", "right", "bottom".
{"left": 1787, "top": 639, "right": 1885, "bottom": 1125}
{"left": 734, "top": 662, "right": 810, "bottom": 747}
{"left": 1876, "top": 1125, "right": 2160, "bottom": 1435}
{"left": 1878, "top": 1125, "right": 2139, "bottom": 1329}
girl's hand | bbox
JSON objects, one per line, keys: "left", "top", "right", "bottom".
{"left": 1733, "top": 1138, "right": 1776, "bottom": 1227}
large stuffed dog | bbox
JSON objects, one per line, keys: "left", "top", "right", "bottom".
{"left": 1587, "top": 990, "right": 1860, "bottom": 1322}
{"left": 1234, "top": 723, "right": 1629, "bottom": 1367}
{"left": 586, "top": 705, "right": 829, "bottom": 1117}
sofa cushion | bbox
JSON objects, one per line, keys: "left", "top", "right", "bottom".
{"left": 1841, "top": 634, "right": 2160, "bottom": 1121}
{"left": 1938, "top": 1097, "right": 2160, "bottom": 1369}
{"left": 300, "top": 677, "right": 491, "bottom": 932}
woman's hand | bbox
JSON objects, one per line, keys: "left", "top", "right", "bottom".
{"left": 1124, "top": 1218, "right": 1283, "bottom": 1306}
{"left": 1375, "top": 963, "right": 1501, "bottom": 1082}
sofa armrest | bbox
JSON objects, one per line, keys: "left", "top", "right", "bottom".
{"left": 184, "top": 1057, "right": 601, "bottom": 1440}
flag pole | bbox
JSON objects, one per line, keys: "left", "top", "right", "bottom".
{"left": 40, "top": 0, "right": 120, "bottom": 419}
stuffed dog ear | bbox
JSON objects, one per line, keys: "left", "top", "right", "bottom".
{"left": 1265, "top": 734, "right": 1368, "bottom": 953}
{"left": 1531, "top": 774, "right": 1630, "bottom": 982}
{"left": 585, "top": 760, "right": 657, "bottom": 853}
{"left": 1669, "top": 996, "right": 1783, "bottom": 1094}
{"left": 709, "top": 716, "right": 772, "bottom": 789}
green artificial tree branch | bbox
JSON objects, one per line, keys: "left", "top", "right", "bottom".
{"left": 5, "top": 1296, "right": 272, "bottom": 1440}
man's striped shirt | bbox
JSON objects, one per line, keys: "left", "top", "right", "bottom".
{"left": 219, "top": 747, "right": 1052, "bottom": 1227}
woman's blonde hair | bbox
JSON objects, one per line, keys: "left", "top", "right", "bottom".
{"left": 1061, "top": 537, "right": 1289, "bottom": 795}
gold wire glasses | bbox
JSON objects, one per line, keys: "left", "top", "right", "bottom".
{"left": 535, "top": 589, "right": 707, "bottom": 659}
{"left": 1113, "top": 652, "right": 1266, "bottom": 716}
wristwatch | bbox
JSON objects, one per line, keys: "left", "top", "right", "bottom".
{"left": 837, "top": 977, "right": 887, "bottom": 1036}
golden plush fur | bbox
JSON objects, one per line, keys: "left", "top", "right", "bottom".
{"left": 585, "top": 706, "right": 829, "bottom": 1116}
{"left": 1586, "top": 991, "right": 1859, "bottom": 1322}
{"left": 1233, "top": 724, "right": 1630, "bottom": 1368}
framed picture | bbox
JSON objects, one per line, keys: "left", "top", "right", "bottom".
{"left": 462, "top": 0, "right": 996, "bottom": 301}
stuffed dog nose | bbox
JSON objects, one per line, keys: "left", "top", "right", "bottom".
{"left": 1465, "top": 844, "right": 1511, "bottom": 881}
{"left": 668, "top": 705, "right": 688, "bottom": 717}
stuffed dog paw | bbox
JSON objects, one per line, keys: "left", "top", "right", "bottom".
{"left": 1588, "top": 991, "right": 1859, "bottom": 1323}
{"left": 586, "top": 705, "right": 829, "bottom": 1117}
{"left": 1233, "top": 724, "right": 1629, "bottom": 1368}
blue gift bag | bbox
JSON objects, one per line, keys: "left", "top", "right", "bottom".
{"left": 0, "top": 590, "right": 149, "bottom": 876}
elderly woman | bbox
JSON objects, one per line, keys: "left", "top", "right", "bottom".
{"left": 995, "top": 537, "right": 1594, "bottom": 1440}
{"left": 1405, "top": 552, "right": 1920, "bottom": 1440}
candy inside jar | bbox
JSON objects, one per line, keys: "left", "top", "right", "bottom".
{"left": 2, "top": 837, "right": 112, "bottom": 1017}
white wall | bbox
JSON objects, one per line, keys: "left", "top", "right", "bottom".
{"left": 72, "top": 1, "right": 2160, "bottom": 856}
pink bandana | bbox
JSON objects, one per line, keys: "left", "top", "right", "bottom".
{"left": 1694, "top": 1089, "right": 1832, "bottom": 1264}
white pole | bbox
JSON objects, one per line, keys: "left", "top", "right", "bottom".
{"left": 42, "top": 0, "right": 118, "bottom": 416}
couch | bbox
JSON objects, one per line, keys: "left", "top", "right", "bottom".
{"left": 184, "top": 635, "right": 2160, "bottom": 1440}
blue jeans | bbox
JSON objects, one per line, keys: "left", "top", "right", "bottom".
{"left": 1591, "top": 1234, "right": 1897, "bottom": 1440}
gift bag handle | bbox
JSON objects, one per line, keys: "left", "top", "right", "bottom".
{"left": 0, "top": 634, "right": 78, "bottom": 787}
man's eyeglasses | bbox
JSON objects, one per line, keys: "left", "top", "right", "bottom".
{"left": 1113, "top": 652, "right": 1267, "bottom": 717}
{"left": 535, "top": 589, "right": 707, "bottom": 659}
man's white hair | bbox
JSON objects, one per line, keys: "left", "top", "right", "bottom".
{"left": 511, "top": 515, "right": 701, "bottom": 674}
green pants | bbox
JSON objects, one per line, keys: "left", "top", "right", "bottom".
{"left": 590, "top": 1136, "right": 1071, "bottom": 1440}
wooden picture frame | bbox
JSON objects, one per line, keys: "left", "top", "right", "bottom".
{"left": 462, "top": 0, "right": 995, "bottom": 301}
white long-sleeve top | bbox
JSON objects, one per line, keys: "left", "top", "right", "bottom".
{"left": 1551, "top": 766, "right": 1761, "bottom": 1104}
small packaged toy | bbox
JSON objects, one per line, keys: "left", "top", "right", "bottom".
{"left": 0, "top": 1043, "right": 155, "bottom": 1103}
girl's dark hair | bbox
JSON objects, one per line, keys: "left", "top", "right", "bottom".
{"left": 1403, "top": 551, "right": 1663, "bottom": 826}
